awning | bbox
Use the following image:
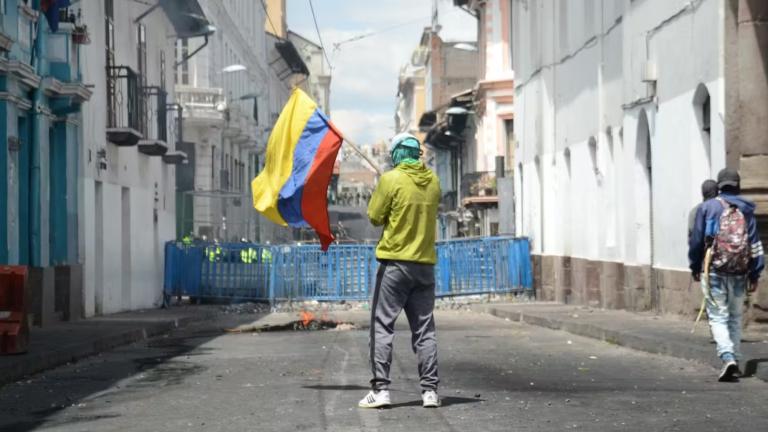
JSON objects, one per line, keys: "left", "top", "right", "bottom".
{"left": 275, "top": 40, "right": 310, "bottom": 75}
{"left": 159, "top": 0, "right": 212, "bottom": 39}
{"left": 424, "top": 123, "right": 463, "bottom": 150}
{"left": 418, "top": 111, "right": 437, "bottom": 131}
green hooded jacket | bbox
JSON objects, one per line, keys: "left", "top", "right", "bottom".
{"left": 368, "top": 162, "right": 441, "bottom": 264}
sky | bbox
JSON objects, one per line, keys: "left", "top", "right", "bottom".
{"left": 286, "top": 0, "right": 476, "bottom": 147}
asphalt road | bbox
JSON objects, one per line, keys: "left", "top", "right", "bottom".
{"left": 1, "top": 311, "right": 768, "bottom": 431}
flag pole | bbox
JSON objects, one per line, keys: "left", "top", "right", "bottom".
{"left": 343, "top": 137, "right": 383, "bottom": 176}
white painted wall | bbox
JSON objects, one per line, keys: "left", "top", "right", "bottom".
{"left": 177, "top": 0, "right": 292, "bottom": 243}
{"left": 80, "top": 1, "right": 178, "bottom": 315}
{"left": 513, "top": 0, "right": 724, "bottom": 271}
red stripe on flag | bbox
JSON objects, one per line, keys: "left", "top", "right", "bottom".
{"left": 301, "top": 128, "right": 343, "bottom": 251}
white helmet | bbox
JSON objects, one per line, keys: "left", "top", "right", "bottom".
{"left": 389, "top": 133, "right": 421, "bottom": 154}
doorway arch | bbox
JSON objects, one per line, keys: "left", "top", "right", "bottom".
{"left": 635, "top": 109, "right": 653, "bottom": 265}
{"left": 635, "top": 109, "right": 657, "bottom": 310}
{"left": 693, "top": 83, "right": 712, "bottom": 178}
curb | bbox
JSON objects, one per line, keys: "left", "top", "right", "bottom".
{"left": 478, "top": 306, "right": 754, "bottom": 379}
{"left": 0, "top": 313, "right": 213, "bottom": 387}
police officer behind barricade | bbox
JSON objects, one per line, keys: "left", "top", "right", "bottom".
{"left": 206, "top": 239, "right": 223, "bottom": 263}
{"left": 240, "top": 238, "right": 257, "bottom": 264}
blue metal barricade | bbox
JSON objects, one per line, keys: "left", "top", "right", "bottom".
{"left": 433, "top": 237, "right": 532, "bottom": 296}
{"left": 163, "top": 237, "right": 533, "bottom": 302}
{"left": 198, "top": 243, "right": 272, "bottom": 301}
{"left": 163, "top": 242, "right": 203, "bottom": 299}
{"left": 271, "top": 244, "right": 376, "bottom": 301}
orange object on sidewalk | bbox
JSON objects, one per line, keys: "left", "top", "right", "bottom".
{"left": 0, "top": 266, "right": 29, "bottom": 354}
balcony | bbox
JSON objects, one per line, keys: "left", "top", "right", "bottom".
{"left": 42, "top": 77, "right": 92, "bottom": 109}
{"left": 162, "top": 151, "right": 188, "bottom": 165}
{"left": 461, "top": 171, "right": 498, "bottom": 208}
{"left": 106, "top": 66, "right": 143, "bottom": 146}
{"left": 175, "top": 85, "right": 225, "bottom": 126}
{"left": 138, "top": 86, "right": 169, "bottom": 156}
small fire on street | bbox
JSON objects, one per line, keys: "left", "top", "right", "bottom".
{"left": 226, "top": 309, "right": 356, "bottom": 333}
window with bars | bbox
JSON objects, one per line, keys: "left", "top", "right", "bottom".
{"left": 105, "top": 0, "right": 114, "bottom": 66}
{"left": 177, "top": 39, "right": 189, "bottom": 85}
{"left": 160, "top": 51, "right": 166, "bottom": 90}
{"left": 137, "top": 23, "right": 147, "bottom": 82}
{"left": 137, "top": 23, "right": 148, "bottom": 135}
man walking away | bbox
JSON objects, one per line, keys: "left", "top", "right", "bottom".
{"left": 689, "top": 168, "right": 764, "bottom": 381}
{"left": 689, "top": 179, "right": 718, "bottom": 240}
{"left": 359, "top": 133, "right": 442, "bottom": 408}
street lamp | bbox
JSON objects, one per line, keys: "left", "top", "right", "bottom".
{"left": 222, "top": 64, "right": 247, "bottom": 73}
{"left": 213, "top": 64, "right": 249, "bottom": 111}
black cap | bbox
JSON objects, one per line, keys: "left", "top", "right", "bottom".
{"left": 717, "top": 168, "right": 740, "bottom": 188}
{"left": 701, "top": 179, "right": 718, "bottom": 200}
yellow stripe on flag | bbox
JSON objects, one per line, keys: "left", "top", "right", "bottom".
{"left": 251, "top": 88, "right": 318, "bottom": 226}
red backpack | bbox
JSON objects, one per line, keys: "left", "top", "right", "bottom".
{"left": 711, "top": 198, "right": 751, "bottom": 274}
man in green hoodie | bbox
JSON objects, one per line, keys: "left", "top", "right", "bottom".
{"left": 358, "top": 133, "right": 442, "bottom": 409}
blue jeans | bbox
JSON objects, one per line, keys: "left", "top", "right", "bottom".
{"left": 706, "top": 272, "right": 747, "bottom": 361}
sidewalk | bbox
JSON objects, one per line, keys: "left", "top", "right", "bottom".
{"left": 0, "top": 305, "right": 220, "bottom": 387}
{"left": 473, "top": 302, "right": 768, "bottom": 381}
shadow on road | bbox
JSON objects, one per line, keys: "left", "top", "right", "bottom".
{"left": 0, "top": 314, "right": 257, "bottom": 432}
{"left": 303, "top": 384, "right": 370, "bottom": 391}
{"left": 389, "top": 396, "right": 485, "bottom": 408}
{"left": 743, "top": 358, "right": 768, "bottom": 377}
{"left": 303, "top": 384, "right": 486, "bottom": 408}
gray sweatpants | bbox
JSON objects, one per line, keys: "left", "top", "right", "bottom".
{"left": 369, "top": 260, "right": 438, "bottom": 391}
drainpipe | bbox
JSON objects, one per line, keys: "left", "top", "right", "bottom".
{"left": 175, "top": 36, "right": 210, "bottom": 68}
{"left": 30, "top": 0, "right": 44, "bottom": 266}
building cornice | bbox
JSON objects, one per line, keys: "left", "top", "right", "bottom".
{"left": 42, "top": 77, "right": 93, "bottom": 102}
{"left": 476, "top": 77, "right": 515, "bottom": 95}
{"left": 6, "top": 60, "right": 42, "bottom": 89}
{"left": 0, "top": 91, "right": 33, "bottom": 111}
{"left": 474, "top": 77, "right": 515, "bottom": 117}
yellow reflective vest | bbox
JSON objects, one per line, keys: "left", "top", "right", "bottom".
{"left": 241, "top": 248, "right": 257, "bottom": 263}
{"left": 206, "top": 246, "right": 222, "bottom": 262}
{"left": 261, "top": 248, "right": 273, "bottom": 263}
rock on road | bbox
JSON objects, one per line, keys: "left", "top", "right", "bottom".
{"left": 1, "top": 311, "right": 767, "bottom": 431}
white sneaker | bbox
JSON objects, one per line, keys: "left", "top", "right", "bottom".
{"left": 422, "top": 390, "right": 441, "bottom": 408}
{"left": 358, "top": 390, "right": 391, "bottom": 408}
{"left": 718, "top": 360, "right": 739, "bottom": 382}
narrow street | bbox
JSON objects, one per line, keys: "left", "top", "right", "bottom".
{"left": 2, "top": 311, "right": 767, "bottom": 432}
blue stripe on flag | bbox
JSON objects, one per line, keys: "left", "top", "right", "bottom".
{"left": 277, "top": 110, "right": 329, "bottom": 227}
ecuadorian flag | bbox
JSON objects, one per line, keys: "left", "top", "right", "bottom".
{"left": 251, "top": 88, "right": 343, "bottom": 251}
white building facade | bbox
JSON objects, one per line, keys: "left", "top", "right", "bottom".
{"left": 175, "top": 0, "right": 301, "bottom": 245}
{"left": 513, "top": 0, "right": 726, "bottom": 313}
{"left": 80, "top": 0, "right": 212, "bottom": 315}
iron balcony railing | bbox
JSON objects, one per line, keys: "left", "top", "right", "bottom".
{"left": 106, "top": 65, "right": 142, "bottom": 132}
{"left": 175, "top": 86, "right": 225, "bottom": 121}
{"left": 143, "top": 86, "right": 169, "bottom": 143}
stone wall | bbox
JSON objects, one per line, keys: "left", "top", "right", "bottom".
{"left": 534, "top": 253, "right": 768, "bottom": 316}
{"left": 531, "top": 254, "right": 759, "bottom": 317}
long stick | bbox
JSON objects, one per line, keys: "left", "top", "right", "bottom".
{"left": 692, "top": 296, "right": 707, "bottom": 333}
{"left": 343, "top": 137, "right": 382, "bottom": 176}
{"left": 691, "top": 248, "right": 713, "bottom": 333}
